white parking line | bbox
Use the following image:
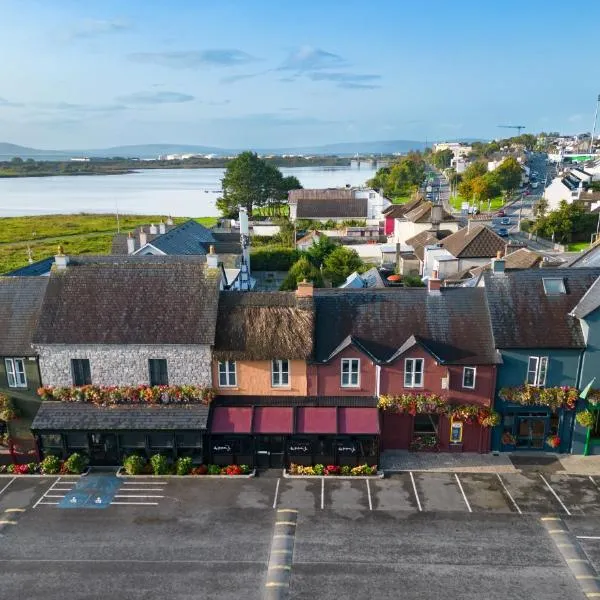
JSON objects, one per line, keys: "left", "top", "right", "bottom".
{"left": 539, "top": 474, "right": 572, "bottom": 516}
{"left": 122, "top": 481, "right": 167, "bottom": 485}
{"left": 409, "top": 471, "right": 422, "bottom": 512}
{"left": 590, "top": 476, "right": 599, "bottom": 489}
{"left": 496, "top": 473, "right": 522, "bottom": 514}
{"left": 113, "top": 495, "right": 164, "bottom": 499}
{"left": 0, "top": 477, "right": 16, "bottom": 496}
{"left": 366, "top": 479, "right": 373, "bottom": 511}
{"left": 576, "top": 536, "right": 600, "bottom": 540}
{"left": 111, "top": 502, "right": 159, "bottom": 506}
{"left": 321, "top": 477, "right": 324, "bottom": 510}
{"left": 272, "top": 478, "right": 280, "bottom": 509}
{"left": 454, "top": 474, "right": 472, "bottom": 513}
{"left": 33, "top": 477, "right": 64, "bottom": 508}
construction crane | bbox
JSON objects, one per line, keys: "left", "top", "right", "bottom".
{"left": 498, "top": 125, "right": 526, "bottom": 135}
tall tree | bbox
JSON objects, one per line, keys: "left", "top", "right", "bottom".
{"left": 430, "top": 148, "right": 453, "bottom": 169}
{"left": 322, "top": 246, "right": 365, "bottom": 286}
{"left": 494, "top": 157, "right": 522, "bottom": 194}
{"left": 280, "top": 256, "right": 324, "bottom": 290}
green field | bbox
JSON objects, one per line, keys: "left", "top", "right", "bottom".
{"left": 449, "top": 194, "right": 505, "bottom": 212}
{"left": 568, "top": 242, "right": 591, "bottom": 252}
{"left": 0, "top": 213, "right": 217, "bottom": 274}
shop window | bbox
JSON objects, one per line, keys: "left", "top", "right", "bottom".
{"left": 41, "top": 434, "right": 63, "bottom": 450}
{"left": 218, "top": 361, "right": 237, "bottom": 387}
{"left": 148, "top": 359, "right": 168, "bottom": 386}
{"left": 341, "top": 359, "right": 360, "bottom": 387}
{"left": 119, "top": 432, "right": 146, "bottom": 448}
{"left": 413, "top": 414, "right": 438, "bottom": 434}
{"left": 359, "top": 438, "right": 378, "bottom": 458}
{"left": 148, "top": 433, "right": 174, "bottom": 448}
{"left": 71, "top": 359, "right": 91, "bottom": 386}
{"left": 66, "top": 432, "right": 88, "bottom": 449}
{"left": 526, "top": 356, "right": 548, "bottom": 387}
{"left": 462, "top": 367, "right": 476, "bottom": 389}
{"left": 175, "top": 433, "right": 203, "bottom": 448}
{"left": 5, "top": 358, "right": 27, "bottom": 388}
{"left": 272, "top": 359, "right": 289, "bottom": 387}
{"left": 404, "top": 358, "right": 424, "bottom": 388}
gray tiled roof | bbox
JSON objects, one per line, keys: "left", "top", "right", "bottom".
{"left": 570, "top": 276, "right": 600, "bottom": 319}
{"left": 484, "top": 268, "right": 600, "bottom": 348}
{"left": 31, "top": 402, "right": 209, "bottom": 431}
{"left": 313, "top": 287, "right": 498, "bottom": 365}
{"left": 0, "top": 277, "right": 49, "bottom": 355}
{"left": 441, "top": 224, "right": 506, "bottom": 259}
{"left": 34, "top": 261, "right": 220, "bottom": 345}
{"left": 149, "top": 220, "right": 216, "bottom": 255}
{"left": 5, "top": 257, "right": 54, "bottom": 276}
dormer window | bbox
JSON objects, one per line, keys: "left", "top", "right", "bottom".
{"left": 543, "top": 278, "right": 566, "bottom": 295}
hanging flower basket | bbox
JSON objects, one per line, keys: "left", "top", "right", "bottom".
{"left": 501, "top": 431, "right": 516, "bottom": 446}
{"left": 576, "top": 409, "right": 595, "bottom": 429}
{"left": 545, "top": 435, "right": 561, "bottom": 449}
{"left": 499, "top": 385, "right": 578, "bottom": 411}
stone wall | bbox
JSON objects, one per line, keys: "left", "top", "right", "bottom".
{"left": 35, "top": 344, "right": 213, "bottom": 387}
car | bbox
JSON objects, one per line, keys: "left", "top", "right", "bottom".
{"left": 496, "top": 227, "right": 509, "bottom": 237}
{"left": 524, "top": 190, "right": 531, "bottom": 196}
{"left": 496, "top": 209, "right": 506, "bottom": 217}
{"left": 500, "top": 217, "right": 511, "bottom": 225}
{"left": 531, "top": 182, "right": 539, "bottom": 189}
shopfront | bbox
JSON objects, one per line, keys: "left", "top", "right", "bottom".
{"left": 208, "top": 404, "right": 380, "bottom": 467}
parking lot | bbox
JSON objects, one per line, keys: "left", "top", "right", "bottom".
{"left": 1, "top": 471, "right": 600, "bottom": 599}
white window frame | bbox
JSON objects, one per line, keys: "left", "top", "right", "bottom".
{"left": 462, "top": 367, "right": 477, "bottom": 389}
{"left": 404, "top": 358, "right": 424, "bottom": 388}
{"left": 341, "top": 358, "right": 360, "bottom": 388}
{"left": 271, "top": 359, "right": 290, "bottom": 388}
{"left": 5, "top": 358, "right": 27, "bottom": 388}
{"left": 526, "top": 356, "right": 548, "bottom": 387}
{"left": 218, "top": 360, "right": 237, "bottom": 387}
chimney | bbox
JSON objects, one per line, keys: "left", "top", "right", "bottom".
{"left": 54, "top": 244, "right": 69, "bottom": 270}
{"left": 428, "top": 269, "right": 441, "bottom": 294}
{"left": 126, "top": 232, "right": 135, "bottom": 255}
{"left": 149, "top": 223, "right": 158, "bottom": 235}
{"left": 159, "top": 220, "right": 166, "bottom": 234}
{"left": 492, "top": 250, "right": 506, "bottom": 275}
{"left": 296, "top": 279, "right": 314, "bottom": 298}
{"left": 139, "top": 227, "right": 147, "bottom": 247}
{"left": 166, "top": 215, "right": 174, "bottom": 226}
{"left": 206, "top": 244, "right": 219, "bottom": 269}
{"left": 430, "top": 203, "right": 443, "bottom": 226}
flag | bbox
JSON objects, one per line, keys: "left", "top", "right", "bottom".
{"left": 580, "top": 378, "right": 596, "bottom": 400}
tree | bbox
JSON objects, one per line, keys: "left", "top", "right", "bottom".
{"left": 430, "top": 148, "right": 453, "bottom": 169}
{"left": 322, "top": 246, "right": 364, "bottom": 286}
{"left": 533, "top": 197, "right": 549, "bottom": 219}
{"left": 367, "top": 153, "right": 426, "bottom": 199}
{"left": 305, "top": 235, "right": 338, "bottom": 267}
{"left": 280, "top": 256, "right": 323, "bottom": 290}
{"left": 494, "top": 157, "right": 522, "bottom": 195}
{"left": 531, "top": 200, "right": 597, "bottom": 244}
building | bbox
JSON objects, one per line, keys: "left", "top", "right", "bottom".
{"left": 433, "top": 142, "right": 472, "bottom": 157}
{"left": 544, "top": 173, "right": 584, "bottom": 211}
{"left": 382, "top": 197, "right": 424, "bottom": 236}
{"left": 288, "top": 188, "right": 391, "bottom": 222}
{"left": 392, "top": 202, "right": 459, "bottom": 245}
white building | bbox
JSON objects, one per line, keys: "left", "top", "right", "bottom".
{"left": 433, "top": 142, "right": 472, "bottom": 157}
{"left": 392, "top": 202, "right": 459, "bottom": 245}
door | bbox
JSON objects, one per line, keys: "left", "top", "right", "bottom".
{"left": 255, "top": 436, "right": 286, "bottom": 468}
{"left": 89, "top": 433, "right": 119, "bottom": 465}
{"left": 515, "top": 416, "right": 547, "bottom": 449}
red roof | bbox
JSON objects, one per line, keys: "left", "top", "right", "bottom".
{"left": 253, "top": 407, "right": 294, "bottom": 434}
{"left": 338, "top": 408, "right": 380, "bottom": 434}
{"left": 211, "top": 407, "right": 253, "bottom": 434}
{"left": 296, "top": 407, "right": 338, "bottom": 434}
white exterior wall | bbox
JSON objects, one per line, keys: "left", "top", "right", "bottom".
{"left": 252, "top": 225, "right": 281, "bottom": 236}
{"left": 394, "top": 220, "right": 430, "bottom": 244}
{"left": 456, "top": 257, "right": 494, "bottom": 272}
{"left": 354, "top": 189, "right": 391, "bottom": 219}
{"left": 544, "top": 178, "right": 578, "bottom": 211}
{"left": 36, "top": 344, "right": 213, "bottom": 388}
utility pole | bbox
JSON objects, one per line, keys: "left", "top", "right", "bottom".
{"left": 589, "top": 94, "right": 600, "bottom": 154}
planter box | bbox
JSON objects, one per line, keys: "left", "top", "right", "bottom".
{"left": 0, "top": 468, "right": 90, "bottom": 478}
{"left": 116, "top": 467, "right": 256, "bottom": 479}
{"left": 283, "top": 469, "right": 384, "bottom": 480}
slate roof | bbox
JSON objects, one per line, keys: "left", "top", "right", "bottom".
{"left": 313, "top": 287, "right": 498, "bottom": 365}
{"left": 441, "top": 224, "right": 506, "bottom": 259}
{"left": 405, "top": 230, "right": 453, "bottom": 261}
{"left": 34, "top": 261, "right": 220, "bottom": 345}
{"left": 571, "top": 276, "right": 600, "bottom": 319}
{"left": 31, "top": 402, "right": 209, "bottom": 431}
{"left": 382, "top": 197, "right": 424, "bottom": 219}
{"left": 146, "top": 219, "right": 217, "bottom": 255}
{"left": 5, "top": 257, "right": 54, "bottom": 276}
{"left": 566, "top": 243, "right": 600, "bottom": 268}
{"left": 483, "top": 268, "right": 600, "bottom": 348}
{"left": 289, "top": 189, "right": 368, "bottom": 219}
{"left": 213, "top": 292, "right": 314, "bottom": 361}
{"left": 404, "top": 202, "right": 455, "bottom": 224}
{"left": 0, "top": 277, "right": 49, "bottom": 355}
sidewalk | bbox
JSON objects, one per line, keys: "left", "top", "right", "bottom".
{"left": 381, "top": 450, "right": 600, "bottom": 475}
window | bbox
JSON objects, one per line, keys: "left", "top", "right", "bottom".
{"left": 462, "top": 367, "right": 476, "bottom": 389}
{"left": 66, "top": 432, "right": 88, "bottom": 449}
{"left": 341, "top": 358, "right": 360, "bottom": 387}
{"left": 218, "top": 360, "right": 237, "bottom": 387}
{"left": 71, "top": 359, "right": 91, "bottom": 386}
{"left": 148, "top": 359, "right": 168, "bottom": 386}
{"left": 272, "top": 359, "right": 289, "bottom": 387}
{"left": 119, "top": 433, "right": 146, "bottom": 448}
{"left": 5, "top": 358, "right": 26, "bottom": 388}
{"left": 413, "top": 414, "right": 439, "bottom": 434}
{"left": 148, "top": 432, "right": 174, "bottom": 448}
{"left": 543, "top": 278, "right": 566, "bottom": 295}
{"left": 526, "top": 356, "right": 548, "bottom": 387}
{"left": 404, "top": 358, "right": 424, "bottom": 388}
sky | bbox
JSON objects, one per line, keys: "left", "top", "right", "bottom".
{"left": 1, "top": 0, "right": 599, "bottom": 150}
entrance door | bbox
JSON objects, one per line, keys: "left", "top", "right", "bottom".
{"left": 89, "top": 433, "right": 119, "bottom": 465}
{"left": 255, "top": 436, "right": 286, "bottom": 468}
{"left": 515, "top": 416, "right": 546, "bottom": 449}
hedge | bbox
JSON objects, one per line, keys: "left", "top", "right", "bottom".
{"left": 250, "top": 247, "right": 301, "bottom": 271}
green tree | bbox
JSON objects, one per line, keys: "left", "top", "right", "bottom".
{"left": 305, "top": 235, "right": 338, "bottom": 267}
{"left": 533, "top": 197, "right": 549, "bottom": 219}
{"left": 531, "top": 200, "right": 598, "bottom": 244}
{"left": 280, "top": 256, "right": 324, "bottom": 290}
{"left": 430, "top": 148, "right": 453, "bottom": 169}
{"left": 322, "top": 246, "right": 365, "bottom": 286}
{"left": 494, "top": 157, "right": 522, "bottom": 195}
{"left": 367, "top": 152, "right": 426, "bottom": 199}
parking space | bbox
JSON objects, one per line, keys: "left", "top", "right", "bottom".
{"left": 32, "top": 476, "right": 80, "bottom": 507}
{"left": 458, "top": 474, "right": 516, "bottom": 513}
{"left": 326, "top": 479, "right": 371, "bottom": 511}
{"left": 413, "top": 472, "right": 470, "bottom": 512}
{"left": 544, "top": 474, "right": 600, "bottom": 516}
{"left": 0, "top": 477, "right": 57, "bottom": 513}
{"left": 371, "top": 473, "right": 418, "bottom": 511}
{"left": 497, "top": 472, "right": 566, "bottom": 514}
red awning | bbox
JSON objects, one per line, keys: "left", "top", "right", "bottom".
{"left": 296, "top": 407, "right": 338, "bottom": 434}
{"left": 338, "top": 408, "right": 380, "bottom": 434}
{"left": 253, "top": 407, "right": 294, "bottom": 434}
{"left": 211, "top": 407, "right": 253, "bottom": 434}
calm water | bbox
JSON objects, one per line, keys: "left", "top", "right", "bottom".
{"left": 0, "top": 166, "right": 377, "bottom": 217}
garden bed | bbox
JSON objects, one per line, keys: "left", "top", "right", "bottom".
{"left": 0, "top": 453, "right": 89, "bottom": 477}
{"left": 116, "top": 467, "right": 255, "bottom": 479}
{"left": 284, "top": 463, "right": 382, "bottom": 479}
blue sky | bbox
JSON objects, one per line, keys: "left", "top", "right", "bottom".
{"left": 1, "top": 0, "right": 599, "bottom": 149}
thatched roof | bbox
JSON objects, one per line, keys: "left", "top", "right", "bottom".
{"left": 214, "top": 292, "right": 314, "bottom": 361}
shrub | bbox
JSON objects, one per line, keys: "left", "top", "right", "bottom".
{"left": 250, "top": 247, "right": 300, "bottom": 271}
{"left": 123, "top": 454, "right": 146, "bottom": 476}
{"left": 313, "top": 463, "right": 324, "bottom": 476}
{"left": 340, "top": 465, "right": 351, "bottom": 476}
{"left": 0, "top": 394, "right": 18, "bottom": 421}
{"left": 176, "top": 456, "right": 193, "bottom": 476}
{"left": 207, "top": 464, "right": 222, "bottom": 475}
{"left": 41, "top": 455, "right": 61, "bottom": 475}
{"left": 191, "top": 465, "right": 208, "bottom": 475}
{"left": 64, "top": 452, "right": 89, "bottom": 474}
{"left": 150, "top": 453, "right": 169, "bottom": 475}
{"left": 239, "top": 464, "right": 251, "bottom": 474}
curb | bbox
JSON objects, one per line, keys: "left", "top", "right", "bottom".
{"left": 0, "top": 468, "right": 90, "bottom": 478}
{"left": 116, "top": 466, "right": 256, "bottom": 479}
{"left": 283, "top": 469, "right": 384, "bottom": 480}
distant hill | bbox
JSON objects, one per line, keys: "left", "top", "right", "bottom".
{"left": 0, "top": 142, "right": 66, "bottom": 158}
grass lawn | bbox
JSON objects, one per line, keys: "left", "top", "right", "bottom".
{"left": 568, "top": 242, "right": 590, "bottom": 252}
{"left": 391, "top": 195, "right": 412, "bottom": 204}
{"left": 449, "top": 194, "right": 505, "bottom": 212}
{"left": 0, "top": 213, "right": 217, "bottom": 274}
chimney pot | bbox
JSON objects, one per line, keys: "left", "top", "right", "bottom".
{"left": 149, "top": 223, "right": 158, "bottom": 235}
{"left": 159, "top": 221, "right": 166, "bottom": 234}
{"left": 54, "top": 245, "right": 69, "bottom": 270}
{"left": 428, "top": 270, "right": 441, "bottom": 293}
{"left": 166, "top": 216, "right": 174, "bottom": 226}
{"left": 206, "top": 245, "right": 219, "bottom": 268}
{"left": 296, "top": 279, "right": 314, "bottom": 298}
{"left": 126, "top": 232, "right": 135, "bottom": 255}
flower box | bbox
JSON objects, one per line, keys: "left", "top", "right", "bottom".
{"left": 116, "top": 467, "right": 255, "bottom": 479}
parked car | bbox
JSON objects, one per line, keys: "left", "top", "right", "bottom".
{"left": 531, "top": 182, "right": 539, "bottom": 189}
{"left": 496, "top": 209, "right": 506, "bottom": 217}
{"left": 524, "top": 190, "right": 531, "bottom": 196}
{"left": 496, "top": 227, "right": 509, "bottom": 237}
{"left": 500, "top": 217, "right": 511, "bottom": 225}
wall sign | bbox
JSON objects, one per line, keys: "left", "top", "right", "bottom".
{"left": 288, "top": 442, "right": 311, "bottom": 455}
{"left": 450, "top": 420, "right": 463, "bottom": 443}
{"left": 336, "top": 443, "right": 357, "bottom": 455}
{"left": 212, "top": 444, "right": 233, "bottom": 454}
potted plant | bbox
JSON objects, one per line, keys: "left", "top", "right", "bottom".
{"left": 545, "top": 434, "right": 560, "bottom": 449}
{"left": 501, "top": 431, "right": 516, "bottom": 446}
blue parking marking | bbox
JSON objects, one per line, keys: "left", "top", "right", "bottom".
{"left": 58, "top": 474, "right": 121, "bottom": 509}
